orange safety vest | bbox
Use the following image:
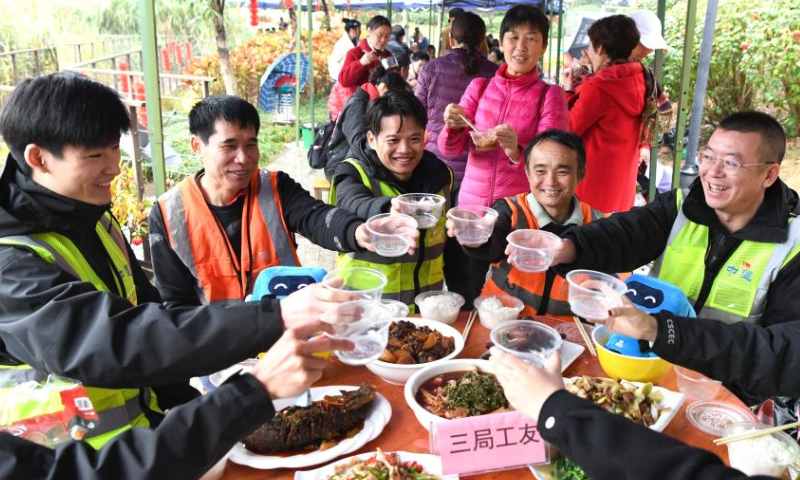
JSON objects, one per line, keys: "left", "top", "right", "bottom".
{"left": 157, "top": 169, "right": 299, "bottom": 303}
{"left": 481, "top": 193, "right": 603, "bottom": 321}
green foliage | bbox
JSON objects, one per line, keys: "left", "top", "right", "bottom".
{"left": 655, "top": 0, "right": 800, "bottom": 136}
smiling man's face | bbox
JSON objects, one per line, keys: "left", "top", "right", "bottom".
{"left": 194, "top": 119, "right": 260, "bottom": 205}
{"left": 367, "top": 115, "right": 425, "bottom": 182}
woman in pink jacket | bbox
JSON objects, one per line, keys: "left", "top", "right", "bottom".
{"left": 438, "top": 5, "right": 569, "bottom": 208}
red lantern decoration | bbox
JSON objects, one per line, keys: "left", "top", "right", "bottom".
{"left": 282, "top": 0, "right": 294, "bottom": 10}
{"left": 249, "top": 0, "right": 258, "bottom": 26}
{"left": 161, "top": 48, "right": 172, "bottom": 72}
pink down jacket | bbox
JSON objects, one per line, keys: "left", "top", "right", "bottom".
{"left": 438, "top": 63, "right": 569, "bottom": 207}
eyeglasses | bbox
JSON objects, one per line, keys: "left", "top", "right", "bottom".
{"left": 697, "top": 150, "right": 775, "bottom": 176}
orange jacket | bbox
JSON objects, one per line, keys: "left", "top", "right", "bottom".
{"left": 157, "top": 169, "right": 299, "bottom": 303}
{"left": 482, "top": 193, "right": 602, "bottom": 321}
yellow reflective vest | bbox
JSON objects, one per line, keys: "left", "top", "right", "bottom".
{"left": 0, "top": 212, "right": 160, "bottom": 448}
{"left": 330, "top": 158, "right": 452, "bottom": 312}
{"left": 652, "top": 190, "right": 800, "bottom": 324}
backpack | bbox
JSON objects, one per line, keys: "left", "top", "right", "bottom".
{"left": 639, "top": 63, "right": 673, "bottom": 145}
{"left": 307, "top": 121, "right": 335, "bottom": 169}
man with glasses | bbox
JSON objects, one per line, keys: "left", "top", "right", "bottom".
{"left": 552, "top": 111, "right": 800, "bottom": 331}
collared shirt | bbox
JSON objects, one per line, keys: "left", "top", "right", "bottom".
{"left": 526, "top": 194, "right": 586, "bottom": 229}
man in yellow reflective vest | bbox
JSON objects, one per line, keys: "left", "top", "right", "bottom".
{"left": 447, "top": 130, "right": 603, "bottom": 321}
{"left": 330, "top": 90, "right": 453, "bottom": 311}
{"left": 149, "top": 95, "right": 378, "bottom": 308}
{"left": 551, "top": 111, "right": 800, "bottom": 402}
{"left": 0, "top": 74, "right": 356, "bottom": 452}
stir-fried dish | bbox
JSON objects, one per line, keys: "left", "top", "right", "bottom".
{"left": 378, "top": 320, "right": 456, "bottom": 364}
{"left": 416, "top": 369, "right": 509, "bottom": 418}
{"left": 565, "top": 376, "right": 668, "bottom": 427}
{"left": 327, "top": 449, "right": 440, "bottom": 480}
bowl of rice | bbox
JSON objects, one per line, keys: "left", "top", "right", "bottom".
{"left": 474, "top": 294, "right": 524, "bottom": 329}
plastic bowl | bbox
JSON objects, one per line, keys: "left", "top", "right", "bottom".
{"left": 724, "top": 421, "right": 800, "bottom": 477}
{"left": 469, "top": 129, "right": 498, "bottom": 151}
{"left": 490, "top": 320, "right": 562, "bottom": 367}
{"left": 592, "top": 325, "right": 671, "bottom": 382}
{"left": 322, "top": 267, "right": 388, "bottom": 301}
{"left": 474, "top": 294, "right": 524, "bottom": 329}
{"left": 379, "top": 298, "right": 410, "bottom": 318}
{"left": 404, "top": 359, "right": 495, "bottom": 431}
{"left": 365, "top": 318, "right": 465, "bottom": 385}
{"left": 674, "top": 366, "right": 722, "bottom": 401}
{"left": 320, "top": 300, "right": 393, "bottom": 365}
{"left": 365, "top": 213, "right": 417, "bottom": 258}
{"left": 395, "top": 194, "right": 446, "bottom": 229}
{"left": 446, "top": 206, "right": 498, "bottom": 247}
{"left": 415, "top": 291, "right": 465, "bottom": 325}
{"left": 566, "top": 270, "right": 627, "bottom": 321}
{"left": 506, "top": 229, "right": 561, "bottom": 272}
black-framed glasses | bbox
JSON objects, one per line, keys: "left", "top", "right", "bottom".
{"left": 696, "top": 150, "right": 775, "bottom": 176}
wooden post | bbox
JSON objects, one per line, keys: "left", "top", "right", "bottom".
{"left": 11, "top": 54, "right": 18, "bottom": 84}
{"left": 127, "top": 104, "right": 146, "bottom": 203}
{"left": 203, "top": 79, "right": 210, "bottom": 98}
{"left": 33, "top": 50, "right": 41, "bottom": 75}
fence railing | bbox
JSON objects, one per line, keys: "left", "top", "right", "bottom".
{"left": 0, "top": 47, "right": 59, "bottom": 85}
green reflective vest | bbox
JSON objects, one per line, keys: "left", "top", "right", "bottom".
{"left": 651, "top": 190, "right": 800, "bottom": 324}
{"left": 330, "top": 158, "right": 452, "bottom": 312}
{"left": 0, "top": 213, "right": 160, "bottom": 448}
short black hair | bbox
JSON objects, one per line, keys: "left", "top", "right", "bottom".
{"left": 588, "top": 15, "right": 639, "bottom": 61}
{"left": 718, "top": 111, "right": 787, "bottom": 164}
{"left": 391, "top": 25, "right": 405, "bottom": 39}
{"left": 189, "top": 95, "right": 260, "bottom": 144}
{"left": 394, "top": 53, "right": 411, "bottom": 68}
{"left": 449, "top": 7, "right": 465, "bottom": 19}
{"left": 366, "top": 90, "right": 427, "bottom": 136}
{"left": 411, "top": 51, "right": 429, "bottom": 62}
{"left": 343, "top": 18, "right": 361, "bottom": 30}
{"left": 500, "top": 5, "right": 550, "bottom": 47}
{"left": 367, "top": 15, "right": 391, "bottom": 31}
{"left": 0, "top": 72, "right": 130, "bottom": 173}
{"left": 524, "top": 129, "right": 586, "bottom": 179}
{"left": 369, "top": 67, "right": 410, "bottom": 92}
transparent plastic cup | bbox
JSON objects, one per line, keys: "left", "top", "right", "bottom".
{"left": 446, "top": 206, "right": 498, "bottom": 247}
{"left": 490, "top": 320, "right": 562, "bottom": 367}
{"left": 724, "top": 422, "right": 800, "bottom": 477}
{"left": 469, "top": 129, "right": 498, "bottom": 151}
{"left": 322, "top": 267, "right": 388, "bottom": 301}
{"left": 395, "top": 194, "right": 446, "bottom": 229}
{"left": 674, "top": 366, "right": 722, "bottom": 401}
{"left": 506, "top": 229, "right": 561, "bottom": 272}
{"left": 566, "top": 270, "right": 627, "bottom": 321}
{"left": 321, "top": 300, "right": 393, "bottom": 365}
{"left": 365, "top": 213, "right": 418, "bottom": 257}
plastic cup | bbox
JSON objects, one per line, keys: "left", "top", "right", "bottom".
{"left": 724, "top": 422, "right": 800, "bottom": 477}
{"left": 490, "top": 320, "right": 562, "bottom": 367}
{"left": 469, "top": 129, "right": 498, "bottom": 151}
{"left": 379, "top": 298, "right": 410, "bottom": 318}
{"left": 674, "top": 366, "right": 722, "bottom": 401}
{"left": 446, "top": 206, "right": 498, "bottom": 247}
{"left": 365, "top": 213, "right": 418, "bottom": 257}
{"left": 566, "top": 270, "right": 627, "bottom": 321}
{"left": 395, "top": 193, "right": 446, "bottom": 229}
{"left": 474, "top": 294, "right": 524, "bottom": 329}
{"left": 506, "top": 229, "right": 561, "bottom": 272}
{"left": 320, "top": 300, "right": 393, "bottom": 365}
{"left": 322, "top": 267, "right": 388, "bottom": 301}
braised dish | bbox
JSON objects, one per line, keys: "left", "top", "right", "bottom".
{"left": 565, "top": 376, "right": 668, "bottom": 427}
{"left": 378, "top": 320, "right": 456, "bottom": 365}
{"left": 244, "top": 383, "right": 376, "bottom": 454}
{"left": 416, "top": 368, "right": 509, "bottom": 418}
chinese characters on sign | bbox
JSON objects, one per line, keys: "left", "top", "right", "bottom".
{"left": 432, "top": 411, "right": 548, "bottom": 475}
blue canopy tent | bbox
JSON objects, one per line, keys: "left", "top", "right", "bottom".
{"left": 258, "top": 53, "right": 310, "bottom": 114}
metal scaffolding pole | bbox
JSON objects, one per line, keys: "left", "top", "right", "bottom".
{"left": 308, "top": 0, "right": 315, "bottom": 130}
{"left": 648, "top": 0, "right": 667, "bottom": 202}
{"left": 138, "top": 0, "right": 166, "bottom": 196}
{"left": 672, "top": 0, "right": 698, "bottom": 188}
{"left": 685, "top": 0, "right": 719, "bottom": 172}
{"left": 387, "top": 0, "right": 393, "bottom": 24}
{"left": 295, "top": 0, "right": 302, "bottom": 144}
{"left": 555, "top": 0, "right": 563, "bottom": 84}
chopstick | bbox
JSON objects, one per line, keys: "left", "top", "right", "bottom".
{"left": 573, "top": 316, "right": 597, "bottom": 357}
{"left": 713, "top": 421, "right": 800, "bottom": 445}
{"left": 462, "top": 309, "right": 478, "bottom": 343}
{"left": 458, "top": 114, "right": 479, "bottom": 132}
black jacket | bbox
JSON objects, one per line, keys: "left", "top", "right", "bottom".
{"left": 540, "top": 390, "right": 771, "bottom": 480}
{"left": 148, "top": 169, "right": 364, "bottom": 308}
{"left": 325, "top": 87, "right": 371, "bottom": 180}
{"left": 0, "top": 157, "right": 283, "bottom": 393}
{"left": 0, "top": 373, "right": 274, "bottom": 480}
{"left": 331, "top": 138, "right": 453, "bottom": 219}
{"left": 559, "top": 178, "right": 800, "bottom": 327}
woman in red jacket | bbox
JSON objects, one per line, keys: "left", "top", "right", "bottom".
{"left": 329, "top": 15, "right": 393, "bottom": 120}
{"left": 564, "top": 15, "right": 645, "bottom": 214}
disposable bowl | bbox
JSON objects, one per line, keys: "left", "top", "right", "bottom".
{"left": 506, "top": 229, "right": 561, "bottom": 273}
{"left": 394, "top": 194, "right": 445, "bottom": 229}
{"left": 414, "top": 290, "right": 465, "bottom": 325}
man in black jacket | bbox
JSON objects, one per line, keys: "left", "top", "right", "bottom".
{"left": 0, "top": 73, "right": 356, "bottom": 452}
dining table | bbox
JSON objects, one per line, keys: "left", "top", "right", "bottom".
{"left": 222, "top": 312, "right": 747, "bottom": 479}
